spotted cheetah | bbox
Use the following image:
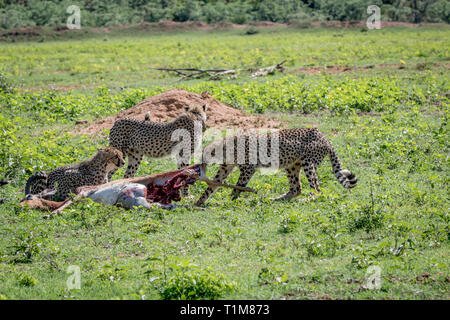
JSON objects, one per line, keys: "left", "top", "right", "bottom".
{"left": 24, "top": 147, "right": 125, "bottom": 201}
{"left": 195, "top": 128, "right": 357, "bottom": 205}
{"left": 108, "top": 104, "right": 208, "bottom": 195}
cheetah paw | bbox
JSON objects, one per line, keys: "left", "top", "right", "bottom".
{"left": 299, "top": 192, "right": 318, "bottom": 203}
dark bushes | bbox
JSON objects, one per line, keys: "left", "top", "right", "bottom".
{"left": 0, "top": 0, "right": 448, "bottom": 30}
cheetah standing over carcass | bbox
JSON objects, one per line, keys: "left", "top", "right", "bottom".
{"left": 195, "top": 128, "right": 357, "bottom": 205}
{"left": 108, "top": 105, "right": 208, "bottom": 196}
{"left": 24, "top": 147, "right": 125, "bottom": 201}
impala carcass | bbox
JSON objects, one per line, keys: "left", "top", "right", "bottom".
{"left": 20, "top": 164, "right": 256, "bottom": 217}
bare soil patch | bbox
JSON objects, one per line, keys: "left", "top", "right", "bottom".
{"left": 291, "top": 62, "right": 449, "bottom": 75}
{"left": 74, "top": 89, "right": 281, "bottom": 135}
{"left": 291, "top": 63, "right": 411, "bottom": 75}
{"left": 309, "top": 21, "right": 445, "bottom": 28}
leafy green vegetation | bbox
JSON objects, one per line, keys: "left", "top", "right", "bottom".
{"left": 0, "top": 26, "right": 448, "bottom": 299}
{"left": 1, "top": 26, "right": 448, "bottom": 89}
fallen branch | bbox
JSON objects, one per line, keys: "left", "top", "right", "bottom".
{"left": 152, "top": 61, "right": 286, "bottom": 81}
{"left": 251, "top": 60, "right": 286, "bottom": 77}
{"left": 152, "top": 67, "right": 230, "bottom": 81}
{"left": 208, "top": 69, "right": 237, "bottom": 80}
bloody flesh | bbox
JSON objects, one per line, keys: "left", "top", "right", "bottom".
{"left": 146, "top": 166, "right": 201, "bottom": 204}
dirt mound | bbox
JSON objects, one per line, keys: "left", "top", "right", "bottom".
{"left": 76, "top": 89, "right": 281, "bottom": 135}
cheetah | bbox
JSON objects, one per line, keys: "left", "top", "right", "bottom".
{"left": 108, "top": 104, "right": 208, "bottom": 196}
{"left": 195, "top": 128, "right": 357, "bottom": 205}
{"left": 24, "top": 147, "right": 125, "bottom": 201}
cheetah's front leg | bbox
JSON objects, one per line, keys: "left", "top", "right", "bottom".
{"left": 178, "top": 162, "right": 193, "bottom": 198}
{"left": 107, "top": 168, "right": 117, "bottom": 182}
{"left": 124, "top": 149, "right": 143, "bottom": 178}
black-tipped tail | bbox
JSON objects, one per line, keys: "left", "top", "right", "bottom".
{"left": 336, "top": 169, "right": 357, "bottom": 188}
{"left": 329, "top": 147, "right": 357, "bottom": 189}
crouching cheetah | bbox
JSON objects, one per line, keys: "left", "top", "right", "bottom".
{"left": 24, "top": 147, "right": 125, "bottom": 201}
{"left": 109, "top": 104, "right": 208, "bottom": 196}
{"left": 195, "top": 128, "right": 357, "bottom": 205}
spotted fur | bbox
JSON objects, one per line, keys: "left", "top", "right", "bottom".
{"left": 195, "top": 128, "right": 357, "bottom": 205}
{"left": 108, "top": 104, "right": 208, "bottom": 195}
{"left": 24, "top": 147, "right": 125, "bottom": 201}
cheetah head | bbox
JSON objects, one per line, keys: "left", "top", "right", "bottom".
{"left": 184, "top": 104, "right": 208, "bottom": 131}
{"left": 96, "top": 146, "right": 125, "bottom": 171}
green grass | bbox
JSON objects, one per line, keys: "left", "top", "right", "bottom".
{"left": 1, "top": 26, "right": 449, "bottom": 89}
{"left": 0, "top": 26, "right": 449, "bottom": 300}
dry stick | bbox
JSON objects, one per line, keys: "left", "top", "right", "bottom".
{"left": 152, "top": 67, "right": 230, "bottom": 81}
{"left": 153, "top": 68, "right": 230, "bottom": 72}
{"left": 251, "top": 60, "right": 287, "bottom": 77}
{"left": 208, "top": 69, "right": 236, "bottom": 80}
{"left": 177, "top": 70, "right": 209, "bottom": 81}
{"left": 152, "top": 61, "right": 286, "bottom": 81}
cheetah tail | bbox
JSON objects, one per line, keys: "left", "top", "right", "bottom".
{"left": 24, "top": 171, "right": 48, "bottom": 195}
{"left": 329, "top": 148, "right": 357, "bottom": 189}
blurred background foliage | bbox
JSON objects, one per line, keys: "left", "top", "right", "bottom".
{"left": 0, "top": 0, "right": 448, "bottom": 30}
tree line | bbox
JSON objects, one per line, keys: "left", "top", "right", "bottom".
{"left": 0, "top": 0, "right": 448, "bottom": 30}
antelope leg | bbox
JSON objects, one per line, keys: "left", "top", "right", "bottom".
{"left": 198, "top": 177, "right": 257, "bottom": 194}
